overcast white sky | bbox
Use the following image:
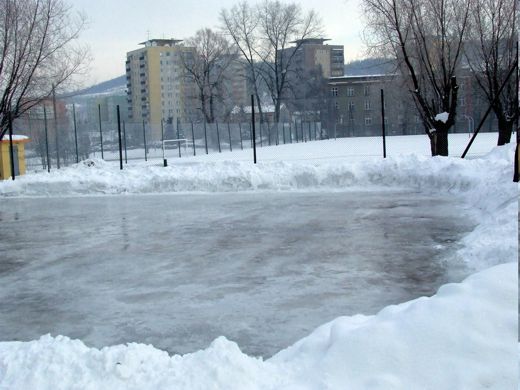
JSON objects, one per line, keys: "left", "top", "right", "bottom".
{"left": 73, "top": 0, "right": 366, "bottom": 85}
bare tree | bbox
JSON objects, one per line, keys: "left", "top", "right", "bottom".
{"left": 256, "top": 0, "right": 323, "bottom": 123}
{"left": 362, "top": 0, "right": 471, "bottom": 155}
{"left": 181, "top": 28, "right": 237, "bottom": 123}
{"left": 220, "top": 2, "right": 265, "bottom": 121}
{"left": 465, "top": 0, "right": 518, "bottom": 146}
{"left": 0, "top": 0, "right": 89, "bottom": 138}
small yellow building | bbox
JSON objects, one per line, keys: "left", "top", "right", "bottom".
{"left": 0, "top": 136, "right": 30, "bottom": 180}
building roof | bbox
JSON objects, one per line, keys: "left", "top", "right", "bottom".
{"left": 290, "top": 38, "right": 331, "bottom": 45}
{"left": 139, "top": 38, "right": 183, "bottom": 47}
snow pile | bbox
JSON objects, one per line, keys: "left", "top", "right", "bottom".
{"left": 0, "top": 263, "right": 516, "bottom": 390}
{"left": 0, "top": 145, "right": 515, "bottom": 199}
{"left": 0, "top": 134, "right": 29, "bottom": 141}
{"left": 435, "top": 112, "right": 449, "bottom": 123}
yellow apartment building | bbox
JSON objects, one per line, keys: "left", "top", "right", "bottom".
{"left": 126, "top": 39, "right": 195, "bottom": 140}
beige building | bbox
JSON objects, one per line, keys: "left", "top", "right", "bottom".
{"left": 284, "top": 38, "right": 344, "bottom": 79}
{"left": 126, "top": 39, "right": 194, "bottom": 139}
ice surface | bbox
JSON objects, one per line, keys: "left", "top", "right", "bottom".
{"left": 0, "top": 191, "right": 474, "bottom": 357}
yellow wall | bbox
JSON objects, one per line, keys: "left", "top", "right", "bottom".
{"left": 0, "top": 142, "right": 27, "bottom": 180}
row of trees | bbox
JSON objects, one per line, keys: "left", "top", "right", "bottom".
{"left": 181, "top": 0, "right": 323, "bottom": 125}
{"left": 362, "top": 0, "right": 518, "bottom": 155}
{"left": 0, "top": 0, "right": 88, "bottom": 140}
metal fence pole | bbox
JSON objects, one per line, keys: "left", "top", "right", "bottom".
{"left": 381, "top": 89, "right": 387, "bottom": 158}
{"left": 117, "top": 105, "right": 123, "bottom": 170}
{"left": 142, "top": 120, "right": 147, "bottom": 161}
{"left": 239, "top": 122, "right": 243, "bottom": 150}
{"left": 227, "top": 122, "right": 232, "bottom": 152}
{"left": 8, "top": 112, "right": 15, "bottom": 180}
{"left": 191, "top": 122, "right": 196, "bottom": 156}
{"left": 98, "top": 104, "right": 104, "bottom": 159}
{"left": 251, "top": 95, "right": 257, "bottom": 164}
{"left": 73, "top": 103, "right": 79, "bottom": 163}
{"left": 177, "top": 117, "right": 182, "bottom": 158}
{"left": 216, "top": 121, "right": 221, "bottom": 153}
{"left": 44, "top": 106, "right": 51, "bottom": 172}
{"left": 123, "top": 121, "right": 128, "bottom": 164}
{"left": 203, "top": 121, "right": 208, "bottom": 154}
{"left": 161, "top": 118, "right": 167, "bottom": 166}
{"left": 52, "top": 85, "right": 60, "bottom": 168}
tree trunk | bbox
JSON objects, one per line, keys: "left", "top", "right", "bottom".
{"left": 497, "top": 116, "right": 513, "bottom": 146}
{"left": 514, "top": 141, "right": 519, "bottom": 182}
{"left": 436, "top": 130, "right": 449, "bottom": 156}
{"left": 430, "top": 130, "right": 449, "bottom": 156}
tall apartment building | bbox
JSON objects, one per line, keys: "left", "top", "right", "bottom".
{"left": 284, "top": 38, "right": 344, "bottom": 79}
{"left": 126, "top": 38, "right": 194, "bottom": 139}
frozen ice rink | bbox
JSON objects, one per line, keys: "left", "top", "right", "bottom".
{"left": 0, "top": 190, "right": 474, "bottom": 357}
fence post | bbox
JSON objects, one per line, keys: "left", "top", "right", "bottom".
{"left": 275, "top": 123, "right": 279, "bottom": 145}
{"left": 216, "top": 121, "right": 221, "bottom": 153}
{"left": 259, "top": 121, "right": 263, "bottom": 147}
{"left": 117, "top": 105, "right": 123, "bottom": 170}
{"left": 142, "top": 120, "right": 147, "bottom": 161}
{"left": 251, "top": 95, "right": 257, "bottom": 164}
{"left": 295, "top": 120, "right": 298, "bottom": 143}
{"left": 308, "top": 121, "right": 312, "bottom": 142}
{"left": 177, "top": 117, "right": 182, "bottom": 158}
{"left": 44, "top": 106, "right": 50, "bottom": 172}
{"left": 123, "top": 120, "right": 128, "bottom": 164}
{"left": 282, "top": 123, "right": 286, "bottom": 144}
{"left": 98, "top": 104, "right": 104, "bottom": 159}
{"left": 381, "top": 89, "right": 387, "bottom": 158}
{"left": 249, "top": 122, "right": 253, "bottom": 148}
{"left": 227, "top": 122, "right": 232, "bottom": 152}
{"left": 191, "top": 122, "right": 196, "bottom": 156}
{"left": 203, "top": 121, "right": 208, "bottom": 154}
{"left": 8, "top": 112, "right": 15, "bottom": 180}
{"left": 239, "top": 122, "right": 243, "bottom": 150}
{"left": 73, "top": 103, "right": 79, "bottom": 163}
{"left": 161, "top": 118, "right": 167, "bottom": 166}
{"left": 52, "top": 85, "right": 60, "bottom": 169}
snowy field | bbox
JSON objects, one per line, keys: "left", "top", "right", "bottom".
{"left": 0, "top": 132, "right": 517, "bottom": 389}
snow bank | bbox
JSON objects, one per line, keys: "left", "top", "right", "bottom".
{"left": 0, "top": 262, "right": 516, "bottom": 390}
{"left": 0, "top": 144, "right": 515, "bottom": 199}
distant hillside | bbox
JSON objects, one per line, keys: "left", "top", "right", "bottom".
{"left": 74, "top": 75, "right": 126, "bottom": 97}
{"left": 344, "top": 58, "right": 397, "bottom": 76}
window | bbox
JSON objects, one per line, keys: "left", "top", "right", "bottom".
{"left": 334, "top": 101, "right": 339, "bottom": 110}
{"left": 364, "top": 85, "right": 370, "bottom": 96}
{"left": 364, "top": 99, "right": 371, "bottom": 111}
{"left": 347, "top": 87, "right": 354, "bottom": 97}
{"left": 348, "top": 101, "right": 355, "bottom": 112}
{"left": 460, "top": 96, "right": 466, "bottom": 107}
{"left": 331, "top": 87, "right": 338, "bottom": 97}
{"left": 365, "top": 116, "right": 372, "bottom": 126}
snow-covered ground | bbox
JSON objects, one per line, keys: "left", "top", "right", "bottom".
{"left": 0, "top": 133, "right": 517, "bottom": 389}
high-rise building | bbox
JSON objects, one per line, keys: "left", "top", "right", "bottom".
{"left": 284, "top": 38, "right": 344, "bottom": 79}
{"left": 126, "top": 38, "right": 194, "bottom": 139}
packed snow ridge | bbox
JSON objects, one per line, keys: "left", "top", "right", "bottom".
{"left": 0, "top": 143, "right": 517, "bottom": 389}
